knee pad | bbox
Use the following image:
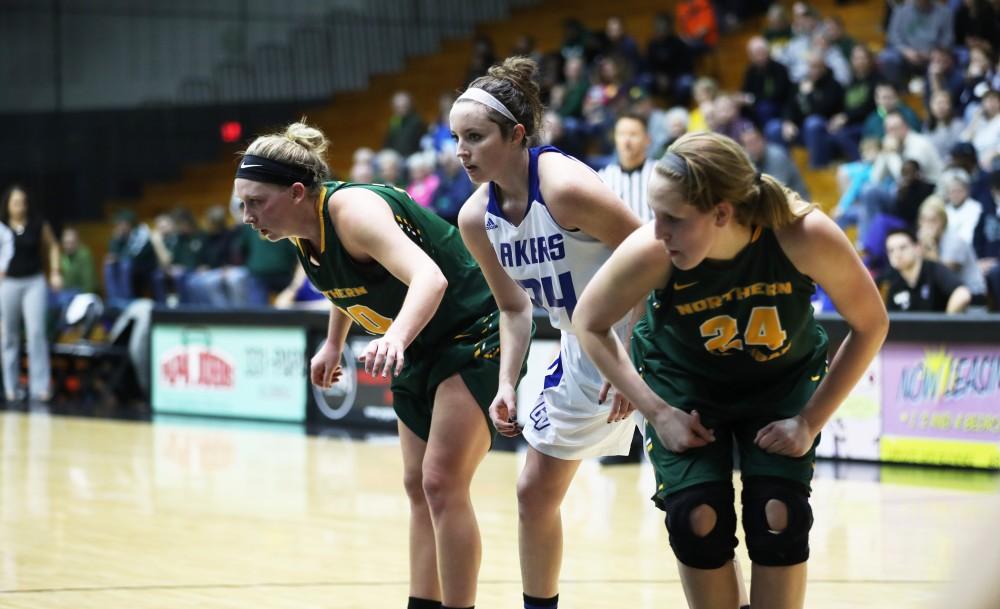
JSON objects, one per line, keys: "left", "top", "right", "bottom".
{"left": 741, "top": 476, "right": 813, "bottom": 566}
{"left": 662, "top": 482, "right": 738, "bottom": 569}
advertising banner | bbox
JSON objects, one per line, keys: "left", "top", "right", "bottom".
{"left": 152, "top": 325, "right": 308, "bottom": 422}
{"left": 880, "top": 343, "right": 1000, "bottom": 468}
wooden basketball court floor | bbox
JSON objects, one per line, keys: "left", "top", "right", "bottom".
{"left": 1, "top": 410, "right": 998, "bottom": 609}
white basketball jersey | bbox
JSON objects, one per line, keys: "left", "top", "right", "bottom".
{"left": 485, "top": 146, "right": 635, "bottom": 459}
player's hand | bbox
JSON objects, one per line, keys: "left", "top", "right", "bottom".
{"left": 600, "top": 381, "right": 635, "bottom": 423}
{"left": 358, "top": 335, "right": 406, "bottom": 378}
{"left": 650, "top": 407, "right": 715, "bottom": 453}
{"left": 755, "top": 415, "right": 816, "bottom": 457}
{"left": 489, "top": 383, "right": 520, "bottom": 437}
{"left": 310, "top": 341, "right": 344, "bottom": 388}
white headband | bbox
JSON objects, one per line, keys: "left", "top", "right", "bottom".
{"left": 456, "top": 87, "right": 518, "bottom": 124}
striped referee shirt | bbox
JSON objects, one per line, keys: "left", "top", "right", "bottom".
{"left": 598, "top": 158, "right": 656, "bottom": 223}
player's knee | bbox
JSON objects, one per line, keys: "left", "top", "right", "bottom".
{"left": 402, "top": 468, "right": 426, "bottom": 505}
{"left": 662, "top": 483, "right": 737, "bottom": 569}
{"left": 515, "top": 473, "right": 559, "bottom": 520}
{"left": 742, "top": 476, "right": 813, "bottom": 566}
{"left": 689, "top": 503, "right": 717, "bottom": 537}
{"left": 421, "top": 466, "right": 464, "bottom": 514}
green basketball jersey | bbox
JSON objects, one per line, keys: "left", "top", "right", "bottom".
{"left": 633, "top": 226, "right": 828, "bottom": 412}
{"left": 293, "top": 181, "right": 497, "bottom": 354}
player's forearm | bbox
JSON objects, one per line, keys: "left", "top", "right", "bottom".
{"left": 577, "top": 327, "right": 666, "bottom": 420}
{"left": 384, "top": 267, "right": 448, "bottom": 349}
{"left": 800, "top": 323, "right": 887, "bottom": 433}
{"left": 325, "top": 306, "right": 353, "bottom": 350}
{"left": 496, "top": 306, "right": 533, "bottom": 388}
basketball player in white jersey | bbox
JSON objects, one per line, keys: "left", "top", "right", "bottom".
{"left": 452, "top": 56, "right": 643, "bottom": 609}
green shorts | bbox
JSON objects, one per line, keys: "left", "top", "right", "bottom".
{"left": 391, "top": 310, "right": 528, "bottom": 442}
{"left": 641, "top": 360, "right": 827, "bottom": 508}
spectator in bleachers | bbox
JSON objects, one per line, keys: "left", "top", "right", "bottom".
{"left": 661, "top": 106, "right": 691, "bottom": 155}
{"left": 873, "top": 110, "right": 944, "bottom": 184}
{"left": 861, "top": 82, "right": 922, "bottom": 140}
{"left": 811, "top": 24, "right": 852, "bottom": 86}
{"left": 465, "top": 34, "right": 496, "bottom": 84}
{"left": 925, "top": 90, "right": 966, "bottom": 160}
{"left": 879, "top": 0, "right": 954, "bottom": 87}
{"left": 741, "top": 35, "right": 793, "bottom": 127}
{"left": 220, "top": 224, "right": 298, "bottom": 307}
{"left": 822, "top": 45, "right": 880, "bottom": 163}
{"left": 880, "top": 228, "right": 971, "bottom": 313}
{"left": 834, "top": 137, "right": 881, "bottom": 227}
{"left": 58, "top": 227, "right": 96, "bottom": 296}
{"left": 762, "top": 3, "right": 793, "bottom": 47}
{"left": 383, "top": 91, "right": 425, "bottom": 157}
{"left": 740, "top": 124, "right": 811, "bottom": 199}
{"left": 510, "top": 33, "right": 542, "bottom": 66}
{"left": 581, "top": 55, "right": 628, "bottom": 155}
{"left": 540, "top": 110, "right": 586, "bottom": 159}
{"left": 555, "top": 56, "right": 589, "bottom": 119}
{"left": 430, "top": 145, "right": 473, "bottom": 226}
{"left": 943, "top": 141, "right": 994, "bottom": 212}
{"left": 186, "top": 205, "right": 238, "bottom": 307}
{"left": 766, "top": 51, "right": 845, "bottom": 168}
{"left": 778, "top": 2, "right": 821, "bottom": 83}
{"left": 952, "top": 0, "right": 999, "bottom": 55}
{"left": 823, "top": 15, "right": 857, "bottom": 59}
{"left": 961, "top": 88, "right": 999, "bottom": 169}
{"left": 104, "top": 209, "right": 156, "bottom": 305}
{"left": 349, "top": 161, "right": 374, "bottom": 183}
{"left": 708, "top": 93, "right": 752, "bottom": 140}
{"left": 423, "top": 93, "right": 457, "bottom": 154}
{"left": 624, "top": 86, "right": 669, "bottom": 159}
{"left": 917, "top": 195, "right": 988, "bottom": 301}
{"left": 943, "top": 169, "right": 984, "bottom": 246}
{"left": 687, "top": 76, "right": 719, "bottom": 132}
{"left": 405, "top": 152, "right": 439, "bottom": 209}
{"left": 891, "top": 159, "right": 937, "bottom": 228}
{"left": 675, "top": 0, "right": 719, "bottom": 57}
{"left": 151, "top": 210, "right": 204, "bottom": 305}
{"left": 0, "top": 184, "right": 60, "bottom": 402}
{"left": 925, "top": 47, "right": 965, "bottom": 108}
{"left": 560, "top": 18, "right": 599, "bottom": 63}
{"left": 375, "top": 148, "right": 403, "bottom": 186}
{"left": 598, "top": 111, "right": 656, "bottom": 222}
{"left": 644, "top": 12, "right": 695, "bottom": 105}
{"left": 974, "top": 162, "right": 1000, "bottom": 305}
{"left": 958, "top": 43, "right": 996, "bottom": 115}
{"left": 597, "top": 16, "right": 641, "bottom": 77}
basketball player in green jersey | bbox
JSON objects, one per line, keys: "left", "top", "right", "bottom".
{"left": 575, "top": 131, "right": 888, "bottom": 609}
{"left": 235, "top": 121, "right": 519, "bottom": 609}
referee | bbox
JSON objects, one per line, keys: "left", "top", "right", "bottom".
{"left": 597, "top": 111, "right": 656, "bottom": 465}
{"left": 598, "top": 111, "right": 657, "bottom": 223}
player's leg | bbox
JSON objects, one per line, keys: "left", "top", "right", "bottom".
{"left": 423, "top": 373, "right": 492, "bottom": 608}
{"left": 737, "top": 414, "right": 819, "bottom": 609}
{"left": 647, "top": 419, "right": 743, "bottom": 609}
{"left": 743, "top": 477, "right": 810, "bottom": 609}
{"left": 398, "top": 420, "right": 442, "bottom": 606}
{"left": 517, "top": 445, "right": 581, "bottom": 605}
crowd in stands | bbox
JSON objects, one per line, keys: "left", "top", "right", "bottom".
{"left": 7, "top": 0, "right": 1000, "bottom": 330}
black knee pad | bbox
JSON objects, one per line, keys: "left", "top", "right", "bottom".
{"left": 741, "top": 476, "right": 813, "bottom": 566}
{"left": 662, "top": 482, "right": 738, "bottom": 569}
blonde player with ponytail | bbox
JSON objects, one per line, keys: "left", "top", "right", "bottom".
{"left": 575, "top": 131, "right": 888, "bottom": 609}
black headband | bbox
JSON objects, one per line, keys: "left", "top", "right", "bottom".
{"left": 660, "top": 152, "right": 689, "bottom": 179}
{"left": 235, "top": 154, "right": 315, "bottom": 187}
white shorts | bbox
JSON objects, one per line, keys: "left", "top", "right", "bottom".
{"left": 518, "top": 331, "right": 638, "bottom": 460}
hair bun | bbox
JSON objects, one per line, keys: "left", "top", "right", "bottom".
{"left": 284, "top": 121, "right": 329, "bottom": 156}
{"left": 487, "top": 56, "right": 539, "bottom": 97}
